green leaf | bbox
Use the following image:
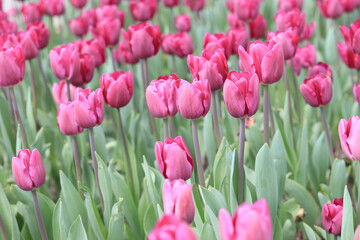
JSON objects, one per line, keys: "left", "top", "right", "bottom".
{"left": 200, "top": 221, "right": 216, "bottom": 240}
{"left": 68, "top": 216, "right": 88, "bottom": 240}
{"left": 273, "top": 217, "right": 283, "bottom": 240}
{"left": 212, "top": 139, "right": 229, "bottom": 189}
{"left": 330, "top": 159, "right": 346, "bottom": 199}
{"left": 0, "top": 184, "right": 20, "bottom": 240}
{"left": 310, "top": 133, "right": 330, "bottom": 191}
{"left": 341, "top": 186, "right": 354, "bottom": 240}
{"left": 52, "top": 199, "right": 66, "bottom": 240}
{"left": 199, "top": 186, "right": 225, "bottom": 215}
{"left": 142, "top": 157, "right": 162, "bottom": 215}
{"left": 295, "top": 120, "right": 308, "bottom": 186}
{"left": 204, "top": 205, "right": 220, "bottom": 240}
{"left": 107, "top": 199, "right": 125, "bottom": 240}
{"left": 17, "top": 202, "right": 41, "bottom": 240}
{"left": 301, "top": 222, "right": 317, "bottom": 240}
{"left": 94, "top": 126, "right": 109, "bottom": 163}
{"left": 143, "top": 204, "right": 157, "bottom": 236}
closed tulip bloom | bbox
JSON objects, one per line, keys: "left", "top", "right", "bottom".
{"left": 100, "top": 0, "right": 121, "bottom": 6}
{"left": 70, "top": 0, "right": 87, "bottom": 9}
{"left": 355, "top": 225, "right": 360, "bottom": 240}
{"left": 96, "top": 5, "right": 125, "bottom": 24}
{"left": 146, "top": 74, "right": 179, "bottom": 118}
{"left": 27, "top": 22, "right": 50, "bottom": 50}
{"left": 300, "top": 21, "right": 316, "bottom": 41}
{"left": 175, "top": 14, "right": 191, "bottom": 32}
{"left": 176, "top": 80, "right": 211, "bottom": 119}
{"left": 354, "top": 84, "right": 360, "bottom": 105}
{"left": 113, "top": 41, "right": 139, "bottom": 65}
{"left": 161, "top": 33, "right": 194, "bottom": 58}
{"left": 309, "top": 62, "right": 333, "bottom": 80}
{"left": 70, "top": 54, "right": 95, "bottom": 87}
{"left": 278, "top": 0, "right": 303, "bottom": 11}
{"left": 275, "top": 9, "right": 305, "bottom": 36}
{"left": 57, "top": 102, "right": 83, "bottom": 135}
{"left": 52, "top": 80, "right": 76, "bottom": 105}
{"left": 185, "top": 0, "right": 205, "bottom": 11}
{"left": 12, "top": 149, "right": 46, "bottom": 191}
{"left": 155, "top": 136, "right": 193, "bottom": 180}
{"left": 91, "top": 18, "right": 121, "bottom": 47}
{"left": 69, "top": 16, "right": 89, "bottom": 37}
{"left": 129, "top": 0, "right": 158, "bottom": 22}
{"left": 339, "top": 20, "right": 360, "bottom": 55}
{"left": 17, "top": 29, "right": 39, "bottom": 60}
{"left": 79, "top": 38, "right": 107, "bottom": 68}
{"left": 291, "top": 43, "right": 317, "bottom": 75}
{"left": 249, "top": 14, "right": 267, "bottom": 39}
{"left": 82, "top": 9, "right": 97, "bottom": 27}
{"left": 227, "top": 28, "right": 249, "bottom": 55}
{"left": 100, "top": 71, "right": 133, "bottom": 108}
{"left": 232, "top": 0, "right": 261, "bottom": 21}
{"left": 238, "top": 40, "right": 284, "bottom": 85}
{"left": 322, "top": 198, "right": 343, "bottom": 236}
{"left": 21, "top": 3, "right": 44, "bottom": 25}
{"left": 203, "top": 32, "right": 231, "bottom": 60}
{"left": 300, "top": 74, "right": 332, "bottom": 107}
{"left": 337, "top": 42, "right": 360, "bottom": 70}
{"left": 318, "top": 0, "right": 344, "bottom": 19}
{"left": 0, "top": 47, "right": 25, "bottom": 87}
{"left": 218, "top": 199, "right": 272, "bottom": 240}
{"left": 161, "top": 0, "right": 180, "bottom": 8}
{"left": 74, "top": 88, "right": 104, "bottom": 128}
{"left": 41, "top": 0, "right": 65, "bottom": 16}
{"left": 224, "top": 71, "right": 260, "bottom": 118}
{"left": 0, "top": 19, "right": 17, "bottom": 35}
{"left": 122, "top": 23, "right": 161, "bottom": 59}
{"left": 340, "top": 0, "right": 356, "bottom": 13}
{"left": 163, "top": 179, "right": 195, "bottom": 223}
{"left": 148, "top": 215, "right": 198, "bottom": 240}
{"left": 338, "top": 116, "right": 360, "bottom": 160}
{"left": 49, "top": 44, "right": 80, "bottom": 81}
{"left": 267, "top": 30, "right": 299, "bottom": 60}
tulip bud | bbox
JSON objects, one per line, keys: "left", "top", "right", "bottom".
{"left": 161, "top": 0, "right": 180, "bottom": 8}
{"left": 185, "top": 0, "right": 205, "bottom": 11}
{"left": 49, "top": 44, "right": 80, "bottom": 81}
{"left": 0, "top": 47, "right": 25, "bottom": 87}
{"left": 100, "top": 71, "right": 134, "bottom": 108}
{"left": 129, "top": 0, "right": 158, "bottom": 22}
{"left": 57, "top": 102, "right": 83, "bottom": 135}
{"left": 52, "top": 80, "right": 76, "bottom": 105}
{"left": 113, "top": 41, "right": 139, "bottom": 65}
{"left": 339, "top": 20, "right": 360, "bottom": 55}
{"left": 96, "top": 5, "right": 125, "bottom": 23}
{"left": 41, "top": 0, "right": 65, "bottom": 16}
{"left": 146, "top": 74, "right": 179, "bottom": 118}
{"left": 354, "top": 225, "right": 360, "bottom": 240}
{"left": 79, "top": 38, "right": 107, "bottom": 68}
{"left": 278, "top": 0, "right": 303, "bottom": 12}
{"left": 338, "top": 42, "right": 360, "bottom": 70}
{"left": 338, "top": 116, "right": 360, "bottom": 161}
{"left": 309, "top": 62, "right": 333, "bottom": 80}
{"left": 300, "top": 74, "right": 332, "bottom": 107}
{"left": 27, "top": 22, "right": 50, "bottom": 50}
{"left": 91, "top": 18, "right": 121, "bottom": 47}
{"left": 69, "top": 16, "right": 89, "bottom": 37}
{"left": 354, "top": 84, "right": 360, "bottom": 105}
{"left": 70, "top": 54, "right": 95, "bottom": 87}
{"left": 155, "top": 136, "right": 193, "bottom": 180}
{"left": 291, "top": 43, "right": 317, "bottom": 75}
{"left": 81, "top": 9, "right": 97, "bottom": 27}
{"left": 340, "top": 0, "right": 357, "bottom": 12}
{"left": 227, "top": 13, "right": 246, "bottom": 29}
{"left": 300, "top": 21, "right": 316, "bottom": 41}
{"left": 318, "top": 0, "right": 344, "bottom": 19}
{"left": 161, "top": 33, "right": 194, "bottom": 58}
{"left": 224, "top": 71, "right": 260, "bottom": 118}
{"left": 176, "top": 80, "right": 211, "bottom": 119}
{"left": 322, "top": 198, "right": 343, "bottom": 236}
{"left": 12, "top": 149, "right": 46, "bottom": 191}
{"left": 267, "top": 30, "right": 299, "bottom": 60}
{"left": 163, "top": 179, "right": 195, "bottom": 223}
{"left": 227, "top": 28, "right": 249, "bottom": 55}
{"left": 218, "top": 199, "right": 272, "bottom": 240}
{"left": 275, "top": 9, "right": 305, "bottom": 36}
{"left": 74, "top": 88, "right": 104, "bottom": 128}
{"left": 203, "top": 32, "right": 231, "bottom": 60}
{"left": 249, "top": 14, "right": 267, "bottom": 39}
{"left": 148, "top": 215, "right": 198, "bottom": 240}
{"left": 232, "top": 0, "right": 261, "bottom": 21}
{"left": 17, "top": 29, "right": 39, "bottom": 60}
{"left": 21, "top": 3, "right": 44, "bottom": 25}
{"left": 175, "top": 14, "right": 191, "bottom": 32}
{"left": 70, "top": 0, "right": 87, "bottom": 9}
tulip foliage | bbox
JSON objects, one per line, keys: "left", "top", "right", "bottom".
{"left": 1, "top": 0, "right": 360, "bottom": 240}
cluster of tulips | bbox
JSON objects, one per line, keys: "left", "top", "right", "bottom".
{"left": 2, "top": 0, "right": 360, "bottom": 239}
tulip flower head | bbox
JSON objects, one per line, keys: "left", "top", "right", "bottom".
{"left": 318, "top": 0, "right": 344, "bottom": 19}
{"left": 129, "top": 0, "right": 158, "bottom": 22}
{"left": 161, "top": 32, "right": 194, "bottom": 58}
{"left": 70, "top": 0, "right": 87, "bottom": 9}
{"left": 57, "top": 102, "right": 84, "bottom": 135}
{"left": 278, "top": 0, "right": 303, "bottom": 12}
{"left": 227, "top": 28, "right": 249, "bottom": 55}
{"left": 69, "top": 16, "right": 89, "bottom": 37}
{"left": 309, "top": 62, "right": 333, "bottom": 80}
{"left": 300, "top": 74, "right": 332, "bottom": 107}
{"left": 267, "top": 30, "right": 299, "bottom": 60}
{"left": 338, "top": 116, "right": 360, "bottom": 161}
{"left": 249, "top": 14, "right": 267, "bottom": 39}
{"left": 322, "top": 198, "right": 343, "bottom": 236}
{"left": 185, "top": 0, "right": 205, "bottom": 12}
{"left": 175, "top": 14, "right": 191, "bottom": 32}
{"left": 339, "top": 20, "right": 360, "bottom": 56}
{"left": 49, "top": 44, "right": 80, "bottom": 81}
{"left": 52, "top": 80, "right": 76, "bottom": 105}
{"left": 113, "top": 41, "right": 139, "bottom": 65}
{"left": 232, "top": 0, "right": 262, "bottom": 21}
{"left": 70, "top": 54, "right": 95, "bottom": 87}
{"left": 27, "top": 22, "right": 50, "bottom": 50}
{"left": 274, "top": 9, "right": 305, "bottom": 36}
{"left": 203, "top": 32, "right": 231, "bottom": 60}
{"left": 21, "top": 3, "right": 44, "bottom": 25}
{"left": 78, "top": 38, "right": 107, "bottom": 68}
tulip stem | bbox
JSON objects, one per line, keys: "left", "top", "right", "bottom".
{"left": 116, "top": 108, "right": 135, "bottom": 198}
{"left": 211, "top": 91, "right": 221, "bottom": 147}
{"left": 238, "top": 118, "right": 245, "bottom": 204}
{"left": 66, "top": 80, "right": 71, "bottom": 102}
{"left": 192, "top": 120, "right": 205, "bottom": 187}
{"left": 284, "top": 64, "right": 297, "bottom": 151}
{"left": 170, "top": 7, "right": 175, "bottom": 32}
{"left": 0, "top": 215, "right": 9, "bottom": 240}
{"left": 72, "top": 136, "right": 82, "bottom": 193}
{"left": 131, "top": 65, "right": 138, "bottom": 113}
{"left": 290, "top": 59, "right": 301, "bottom": 120}
{"left": 32, "top": 190, "right": 48, "bottom": 240}
{"left": 2, "top": 88, "right": 16, "bottom": 134}
{"left": 163, "top": 118, "right": 169, "bottom": 140}
{"left": 263, "top": 85, "right": 270, "bottom": 145}
{"left": 268, "top": 92, "right": 275, "bottom": 139}
{"left": 169, "top": 117, "right": 176, "bottom": 138}
{"left": 9, "top": 87, "right": 29, "bottom": 148}
{"left": 218, "top": 91, "right": 223, "bottom": 120}
{"left": 29, "top": 60, "right": 38, "bottom": 129}
{"left": 110, "top": 48, "right": 117, "bottom": 72}
{"left": 320, "top": 107, "right": 334, "bottom": 165}
{"left": 89, "top": 128, "right": 105, "bottom": 213}
{"left": 37, "top": 57, "right": 56, "bottom": 110}
{"left": 171, "top": 55, "right": 177, "bottom": 73}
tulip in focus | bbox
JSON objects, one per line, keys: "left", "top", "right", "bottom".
{"left": 70, "top": 54, "right": 95, "bottom": 86}
{"left": 49, "top": 44, "right": 80, "bottom": 81}
{"left": 155, "top": 136, "right": 193, "bottom": 180}
{"left": 318, "top": 0, "right": 344, "bottom": 19}
{"left": 203, "top": 32, "right": 231, "bottom": 60}
{"left": 129, "top": 0, "right": 158, "bottom": 22}
{"left": 161, "top": 33, "right": 194, "bottom": 58}
{"left": 163, "top": 179, "right": 195, "bottom": 223}
{"left": 322, "top": 198, "right": 343, "bottom": 236}
{"left": 175, "top": 14, "right": 191, "bottom": 32}
{"left": 21, "top": 3, "right": 44, "bottom": 25}
{"left": 100, "top": 71, "right": 134, "bottom": 108}
{"left": 339, "top": 20, "right": 360, "bottom": 56}
{"left": 0, "top": 47, "right": 25, "bottom": 87}
{"left": 300, "top": 74, "right": 332, "bottom": 107}
{"left": 12, "top": 149, "right": 46, "bottom": 191}
{"left": 57, "top": 102, "right": 84, "bottom": 135}
{"left": 69, "top": 16, "right": 89, "bottom": 37}
{"left": 218, "top": 199, "right": 273, "bottom": 240}
{"left": 338, "top": 116, "right": 360, "bottom": 161}
{"left": 52, "top": 80, "right": 76, "bottom": 105}
{"left": 267, "top": 30, "right": 299, "bottom": 60}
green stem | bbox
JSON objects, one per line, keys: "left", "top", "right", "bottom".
{"left": 290, "top": 59, "right": 301, "bottom": 120}
{"left": 192, "top": 120, "right": 205, "bottom": 187}
{"left": 0, "top": 215, "right": 9, "bottom": 240}
{"left": 32, "top": 190, "right": 48, "bottom": 240}
{"left": 163, "top": 118, "right": 169, "bottom": 140}
{"left": 284, "top": 64, "right": 297, "bottom": 151}
{"left": 320, "top": 107, "right": 334, "bottom": 165}
{"left": 72, "top": 136, "right": 82, "bottom": 194}
{"left": 238, "top": 118, "right": 245, "bottom": 204}
{"left": 110, "top": 48, "right": 117, "bottom": 72}
{"left": 29, "top": 60, "right": 38, "bottom": 129}
{"left": 169, "top": 117, "right": 176, "bottom": 138}
{"left": 211, "top": 91, "right": 221, "bottom": 147}
{"left": 263, "top": 85, "right": 270, "bottom": 145}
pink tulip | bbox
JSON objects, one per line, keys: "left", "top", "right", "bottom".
{"left": 218, "top": 199, "right": 272, "bottom": 240}
{"left": 188, "top": 49, "right": 228, "bottom": 91}
{"left": 340, "top": 0, "right": 357, "bottom": 13}
{"left": 161, "top": 0, "right": 180, "bottom": 8}
{"left": 300, "top": 21, "right": 316, "bottom": 41}
{"left": 17, "top": 29, "right": 39, "bottom": 60}
{"left": 49, "top": 44, "right": 80, "bottom": 81}
{"left": 27, "top": 22, "right": 50, "bottom": 50}
{"left": 69, "top": 16, "right": 89, "bottom": 37}
{"left": 238, "top": 40, "right": 284, "bottom": 85}
{"left": 122, "top": 22, "right": 161, "bottom": 59}
{"left": 78, "top": 38, "right": 106, "bottom": 68}
{"left": 338, "top": 42, "right": 360, "bottom": 70}
{"left": 21, "top": 3, "right": 44, "bottom": 25}
{"left": 12, "top": 149, "right": 46, "bottom": 191}
{"left": 129, "top": 0, "right": 158, "bottom": 22}
{"left": 146, "top": 74, "right": 179, "bottom": 118}
{"left": 355, "top": 225, "right": 360, "bottom": 240}
{"left": 318, "top": 0, "right": 344, "bottom": 19}
{"left": 52, "top": 80, "right": 76, "bottom": 105}
{"left": 0, "top": 47, "right": 25, "bottom": 87}
{"left": 176, "top": 80, "right": 211, "bottom": 119}
{"left": 291, "top": 43, "right": 317, "bottom": 75}
{"left": 227, "top": 13, "right": 246, "bottom": 29}
{"left": 0, "top": 19, "right": 17, "bottom": 35}
{"left": 100, "top": 71, "right": 133, "bottom": 108}
{"left": 0, "top": 34, "right": 18, "bottom": 49}
{"left": 70, "top": 0, "right": 87, "bottom": 9}
{"left": 113, "top": 41, "right": 139, "bottom": 65}
{"left": 203, "top": 32, "right": 231, "bottom": 60}
{"left": 309, "top": 62, "right": 333, "bottom": 80}
{"left": 278, "top": 0, "right": 303, "bottom": 11}
{"left": 161, "top": 33, "right": 194, "bottom": 58}
{"left": 223, "top": 71, "right": 260, "bottom": 118}
{"left": 267, "top": 30, "right": 299, "bottom": 60}
{"left": 91, "top": 18, "right": 121, "bottom": 47}
{"left": 148, "top": 215, "right": 198, "bottom": 240}
{"left": 339, "top": 20, "right": 360, "bottom": 55}
{"left": 70, "top": 54, "right": 95, "bottom": 87}
{"left": 175, "top": 14, "right": 191, "bottom": 32}
{"left": 57, "top": 102, "right": 84, "bottom": 135}
{"left": 74, "top": 88, "right": 104, "bottom": 128}
{"left": 338, "top": 116, "right": 360, "bottom": 160}
{"left": 300, "top": 74, "right": 332, "bottom": 107}
{"left": 41, "top": 0, "right": 65, "bottom": 16}
{"left": 185, "top": 0, "right": 205, "bottom": 11}
{"left": 227, "top": 28, "right": 249, "bottom": 55}
{"left": 322, "top": 198, "right": 343, "bottom": 236}
{"left": 163, "top": 179, "right": 195, "bottom": 223}
{"left": 249, "top": 14, "right": 267, "bottom": 39}
{"left": 232, "top": 0, "right": 261, "bottom": 21}
{"left": 354, "top": 84, "right": 360, "bottom": 105}
{"left": 96, "top": 5, "right": 125, "bottom": 23}
{"left": 275, "top": 9, "right": 305, "bottom": 36}
{"left": 82, "top": 9, "right": 97, "bottom": 27}
{"left": 100, "top": 0, "right": 121, "bottom": 5}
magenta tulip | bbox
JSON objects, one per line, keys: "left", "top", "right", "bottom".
{"left": 70, "top": 0, "right": 87, "bottom": 9}
{"left": 41, "top": 0, "right": 64, "bottom": 16}
{"left": 0, "top": 47, "right": 25, "bottom": 87}
{"left": 339, "top": 20, "right": 360, "bottom": 55}
{"left": 52, "top": 80, "right": 76, "bottom": 105}
{"left": 322, "top": 198, "right": 343, "bottom": 236}
{"left": 113, "top": 41, "right": 140, "bottom": 65}
{"left": 78, "top": 38, "right": 107, "bottom": 68}
{"left": 267, "top": 30, "right": 299, "bottom": 60}
{"left": 184, "top": 0, "right": 205, "bottom": 11}
{"left": 17, "top": 29, "right": 39, "bottom": 60}
{"left": 161, "top": 0, "right": 180, "bottom": 7}
{"left": 21, "top": 3, "right": 44, "bottom": 25}
{"left": 232, "top": 0, "right": 261, "bottom": 21}
{"left": 338, "top": 116, "right": 360, "bottom": 161}
{"left": 203, "top": 32, "right": 231, "bottom": 60}
{"left": 129, "top": 0, "right": 157, "bottom": 22}
{"left": 354, "top": 84, "right": 360, "bottom": 105}
{"left": 70, "top": 54, "right": 95, "bottom": 87}
{"left": 275, "top": 9, "right": 305, "bottom": 36}
{"left": 309, "top": 62, "right": 333, "bottom": 80}
{"left": 69, "top": 16, "right": 89, "bottom": 37}
{"left": 291, "top": 43, "right": 317, "bottom": 75}
{"left": 49, "top": 44, "right": 80, "bottom": 81}
{"left": 278, "top": 0, "right": 303, "bottom": 12}
{"left": 175, "top": 14, "right": 191, "bottom": 32}
{"left": 27, "top": 22, "right": 50, "bottom": 50}
{"left": 57, "top": 102, "right": 83, "bottom": 135}
{"left": 161, "top": 33, "right": 194, "bottom": 58}
{"left": 227, "top": 28, "right": 249, "bottom": 55}
{"left": 318, "top": 0, "right": 344, "bottom": 19}
{"left": 249, "top": 14, "right": 267, "bottom": 39}
{"left": 300, "top": 74, "right": 332, "bottom": 107}
{"left": 91, "top": 18, "right": 121, "bottom": 47}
